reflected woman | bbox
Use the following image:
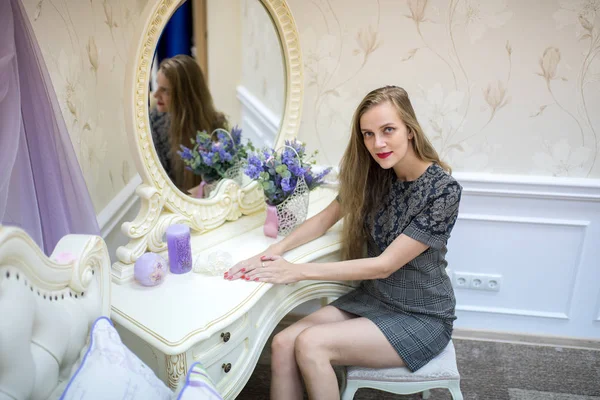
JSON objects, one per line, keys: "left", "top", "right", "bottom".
{"left": 149, "top": 54, "right": 228, "bottom": 193}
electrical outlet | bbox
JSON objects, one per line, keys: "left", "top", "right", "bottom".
{"left": 453, "top": 273, "right": 471, "bottom": 288}
{"left": 485, "top": 276, "right": 502, "bottom": 292}
{"left": 453, "top": 272, "right": 502, "bottom": 292}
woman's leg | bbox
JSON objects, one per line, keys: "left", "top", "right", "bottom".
{"left": 295, "top": 317, "right": 405, "bottom": 400}
{"left": 270, "top": 305, "right": 355, "bottom": 400}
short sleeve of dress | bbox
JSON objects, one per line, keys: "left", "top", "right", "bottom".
{"left": 403, "top": 180, "right": 462, "bottom": 250}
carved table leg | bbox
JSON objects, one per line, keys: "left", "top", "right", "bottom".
{"left": 166, "top": 353, "right": 188, "bottom": 390}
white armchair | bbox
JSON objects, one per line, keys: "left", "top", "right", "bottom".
{"left": 0, "top": 225, "right": 111, "bottom": 400}
{"left": 0, "top": 226, "right": 225, "bottom": 400}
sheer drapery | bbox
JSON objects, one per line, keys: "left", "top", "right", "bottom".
{"left": 0, "top": 0, "right": 99, "bottom": 255}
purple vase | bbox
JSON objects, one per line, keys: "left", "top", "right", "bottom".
{"left": 264, "top": 205, "right": 279, "bottom": 238}
{"left": 198, "top": 181, "right": 207, "bottom": 198}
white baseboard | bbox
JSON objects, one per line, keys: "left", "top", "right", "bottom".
{"left": 97, "top": 174, "right": 142, "bottom": 239}
{"left": 236, "top": 85, "right": 281, "bottom": 148}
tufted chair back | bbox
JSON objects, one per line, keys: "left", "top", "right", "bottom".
{"left": 0, "top": 226, "right": 111, "bottom": 400}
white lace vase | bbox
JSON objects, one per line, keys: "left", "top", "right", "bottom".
{"left": 224, "top": 160, "right": 244, "bottom": 186}
{"left": 275, "top": 175, "right": 309, "bottom": 236}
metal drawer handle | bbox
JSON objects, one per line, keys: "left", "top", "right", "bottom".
{"left": 222, "top": 363, "right": 232, "bottom": 373}
{"left": 221, "top": 332, "right": 231, "bottom": 342}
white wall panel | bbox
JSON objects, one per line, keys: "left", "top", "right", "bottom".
{"left": 450, "top": 173, "right": 600, "bottom": 340}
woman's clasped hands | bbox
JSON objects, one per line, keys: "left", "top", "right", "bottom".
{"left": 224, "top": 253, "right": 300, "bottom": 285}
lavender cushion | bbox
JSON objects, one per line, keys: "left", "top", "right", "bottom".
{"left": 60, "top": 317, "right": 172, "bottom": 399}
{"left": 175, "top": 362, "right": 223, "bottom": 400}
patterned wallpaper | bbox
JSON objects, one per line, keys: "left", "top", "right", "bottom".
{"left": 22, "top": 0, "right": 147, "bottom": 213}
{"left": 288, "top": 0, "right": 600, "bottom": 178}
{"left": 241, "top": 0, "right": 285, "bottom": 119}
{"left": 20, "top": 0, "right": 600, "bottom": 221}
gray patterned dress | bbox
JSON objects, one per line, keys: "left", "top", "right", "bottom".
{"left": 330, "top": 163, "right": 462, "bottom": 372}
{"left": 149, "top": 107, "right": 174, "bottom": 182}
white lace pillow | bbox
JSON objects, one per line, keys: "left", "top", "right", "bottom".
{"left": 174, "top": 362, "right": 223, "bottom": 400}
{"left": 60, "top": 317, "right": 173, "bottom": 400}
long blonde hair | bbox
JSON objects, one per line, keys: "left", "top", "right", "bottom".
{"left": 159, "top": 55, "right": 228, "bottom": 191}
{"left": 338, "top": 86, "right": 450, "bottom": 260}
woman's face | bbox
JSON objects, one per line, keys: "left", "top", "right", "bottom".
{"left": 360, "top": 101, "right": 414, "bottom": 173}
{"left": 154, "top": 70, "right": 172, "bottom": 113}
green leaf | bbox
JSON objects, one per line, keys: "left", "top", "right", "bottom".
{"left": 275, "top": 164, "right": 288, "bottom": 174}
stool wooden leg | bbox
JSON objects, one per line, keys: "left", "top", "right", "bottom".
{"left": 448, "top": 381, "right": 463, "bottom": 400}
{"left": 340, "top": 380, "right": 359, "bottom": 400}
{"left": 422, "top": 389, "right": 431, "bottom": 399}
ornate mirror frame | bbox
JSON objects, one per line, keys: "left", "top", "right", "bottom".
{"left": 113, "top": 0, "right": 304, "bottom": 282}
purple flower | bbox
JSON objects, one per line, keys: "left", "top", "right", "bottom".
{"left": 304, "top": 172, "right": 314, "bottom": 187}
{"left": 178, "top": 145, "right": 194, "bottom": 161}
{"left": 263, "top": 148, "right": 274, "bottom": 159}
{"left": 244, "top": 164, "right": 260, "bottom": 180}
{"left": 231, "top": 125, "right": 242, "bottom": 146}
{"left": 241, "top": 140, "right": 331, "bottom": 206}
{"left": 248, "top": 153, "right": 262, "bottom": 168}
{"left": 201, "top": 151, "right": 215, "bottom": 167}
{"left": 281, "top": 177, "right": 296, "bottom": 195}
{"left": 289, "top": 163, "right": 306, "bottom": 177}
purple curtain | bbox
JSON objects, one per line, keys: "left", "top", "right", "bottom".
{"left": 0, "top": 0, "right": 99, "bottom": 255}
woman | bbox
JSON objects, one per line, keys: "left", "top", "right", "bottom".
{"left": 226, "top": 86, "right": 462, "bottom": 399}
{"left": 150, "top": 54, "right": 228, "bottom": 192}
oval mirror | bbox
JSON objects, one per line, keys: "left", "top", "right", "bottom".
{"left": 148, "top": 0, "right": 286, "bottom": 199}
{"left": 115, "top": 0, "right": 303, "bottom": 277}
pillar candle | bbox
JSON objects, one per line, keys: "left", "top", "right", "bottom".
{"left": 166, "top": 224, "right": 192, "bottom": 274}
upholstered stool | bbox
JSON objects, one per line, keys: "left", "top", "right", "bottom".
{"left": 340, "top": 340, "right": 463, "bottom": 400}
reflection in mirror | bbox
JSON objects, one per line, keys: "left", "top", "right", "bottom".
{"left": 148, "top": 0, "right": 286, "bottom": 199}
{"left": 151, "top": 55, "right": 229, "bottom": 197}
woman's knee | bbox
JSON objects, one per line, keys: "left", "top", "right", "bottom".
{"left": 294, "top": 327, "right": 328, "bottom": 365}
{"left": 271, "top": 328, "right": 298, "bottom": 361}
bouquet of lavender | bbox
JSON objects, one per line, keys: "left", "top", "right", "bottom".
{"left": 178, "top": 126, "right": 254, "bottom": 183}
{"left": 243, "top": 139, "right": 331, "bottom": 206}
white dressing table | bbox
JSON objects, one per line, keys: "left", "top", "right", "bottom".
{"left": 112, "top": 188, "right": 354, "bottom": 397}
{"left": 112, "top": 1, "right": 346, "bottom": 396}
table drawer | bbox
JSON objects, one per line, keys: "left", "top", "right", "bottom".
{"left": 205, "top": 337, "right": 250, "bottom": 389}
{"left": 192, "top": 313, "right": 250, "bottom": 362}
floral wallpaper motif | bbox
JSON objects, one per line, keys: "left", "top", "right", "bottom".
{"left": 241, "top": 0, "right": 285, "bottom": 119}
{"left": 22, "top": 0, "right": 147, "bottom": 212}
{"left": 289, "top": 0, "right": 600, "bottom": 178}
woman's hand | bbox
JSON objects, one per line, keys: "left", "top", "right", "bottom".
{"left": 224, "top": 253, "right": 264, "bottom": 281}
{"left": 243, "top": 255, "right": 302, "bottom": 285}
{"left": 224, "top": 245, "right": 282, "bottom": 281}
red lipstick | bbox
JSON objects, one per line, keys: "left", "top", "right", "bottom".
{"left": 376, "top": 152, "right": 393, "bottom": 159}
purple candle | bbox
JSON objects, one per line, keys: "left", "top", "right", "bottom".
{"left": 166, "top": 224, "right": 192, "bottom": 274}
